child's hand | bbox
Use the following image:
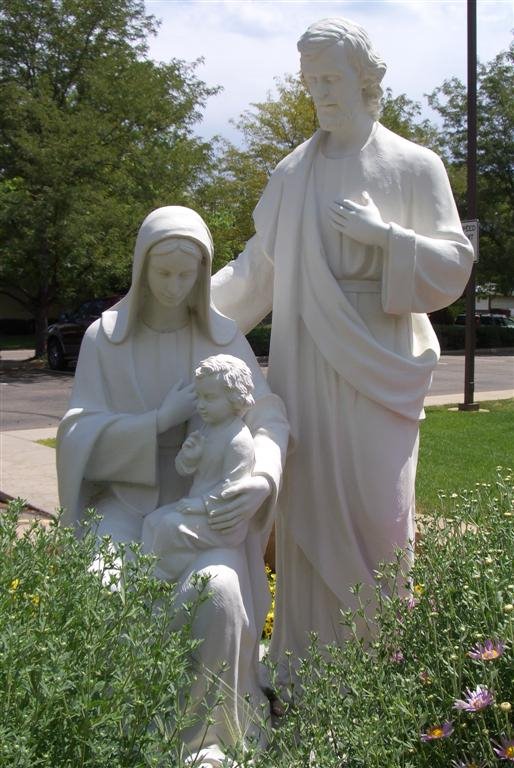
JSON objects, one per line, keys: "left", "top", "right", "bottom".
{"left": 180, "top": 431, "right": 205, "bottom": 462}
{"left": 157, "top": 380, "right": 197, "bottom": 433}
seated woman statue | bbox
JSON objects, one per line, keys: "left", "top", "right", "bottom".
{"left": 56, "top": 206, "right": 289, "bottom": 766}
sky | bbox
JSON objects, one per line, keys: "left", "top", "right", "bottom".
{"left": 146, "top": 0, "right": 513, "bottom": 144}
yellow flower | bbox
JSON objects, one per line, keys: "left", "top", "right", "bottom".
{"left": 8, "top": 578, "right": 20, "bottom": 593}
{"left": 29, "top": 594, "right": 40, "bottom": 607}
{"left": 413, "top": 583, "right": 424, "bottom": 596}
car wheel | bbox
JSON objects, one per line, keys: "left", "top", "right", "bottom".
{"left": 47, "top": 338, "right": 67, "bottom": 370}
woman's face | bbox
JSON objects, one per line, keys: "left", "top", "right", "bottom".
{"left": 145, "top": 239, "right": 202, "bottom": 309}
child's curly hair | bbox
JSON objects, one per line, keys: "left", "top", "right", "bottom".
{"left": 194, "top": 354, "right": 255, "bottom": 416}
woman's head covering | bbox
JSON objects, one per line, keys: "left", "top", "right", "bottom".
{"left": 101, "top": 206, "right": 236, "bottom": 345}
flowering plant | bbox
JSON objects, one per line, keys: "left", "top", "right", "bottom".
{"left": 258, "top": 470, "right": 513, "bottom": 767}
{"left": 0, "top": 501, "right": 213, "bottom": 768}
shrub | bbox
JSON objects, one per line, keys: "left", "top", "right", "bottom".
{"left": 259, "top": 471, "right": 514, "bottom": 767}
{"left": 433, "top": 323, "right": 514, "bottom": 350}
{"left": 3, "top": 470, "right": 514, "bottom": 767}
{"left": 0, "top": 503, "right": 212, "bottom": 768}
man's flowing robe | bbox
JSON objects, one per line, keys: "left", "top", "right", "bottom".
{"left": 212, "top": 124, "right": 473, "bottom": 672}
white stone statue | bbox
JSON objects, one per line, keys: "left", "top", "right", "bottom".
{"left": 211, "top": 18, "right": 474, "bottom": 686}
{"left": 56, "top": 206, "right": 289, "bottom": 763}
{"left": 142, "top": 354, "right": 258, "bottom": 582}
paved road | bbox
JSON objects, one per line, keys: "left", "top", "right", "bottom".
{"left": 1, "top": 352, "right": 513, "bottom": 431}
{"left": 429, "top": 353, "right": 514, "bottom": 396}
{"left": 1, "top": 366, "right": 74, "bottom": 431}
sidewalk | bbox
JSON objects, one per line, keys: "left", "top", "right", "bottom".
{"left": 0, "top": 427, "right": 59, "bottom": 515}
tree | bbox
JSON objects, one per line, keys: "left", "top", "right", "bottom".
{"left": 204, "top": 74, "right": 439, "bottom": 269}
{"left": 0, "top": 0, "right": 217, "bottom": 354}
{"left": 380, "top": 88, "right": 441, "bottom": 149}
{"left": 197, "top": 74, "right": 317, "bottom": 270}
{"left": 428, "top": 45, "right": 514, "bottom": 295}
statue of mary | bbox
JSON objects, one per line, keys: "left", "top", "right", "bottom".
{"left": 57, "top": 206, "right": 289, "bottom": 764}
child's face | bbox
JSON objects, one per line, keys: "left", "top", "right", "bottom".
{"left": 196, "top": 375, "right": 235, "bottom": 425}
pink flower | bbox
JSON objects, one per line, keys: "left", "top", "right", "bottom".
{"left": 390, "top": 649, "right": 404, "bottom": 663}
{"left": 420, "top": 721, "right": 453, "bottom": 741}
{"left": 406, "top": 595, "right": 419, "bottom": 610}
{"left": 468, "top": 639, "right": 505, "bottom": 661}
{"left": 454, "top": 685, "right": 494, "bottom": 712}
{"left": 493, "top": 738, "right": 514, "bottom": 761}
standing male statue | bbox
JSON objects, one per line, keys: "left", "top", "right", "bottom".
{"left": 212, "top": 18, "right": 473, "bottom": 682}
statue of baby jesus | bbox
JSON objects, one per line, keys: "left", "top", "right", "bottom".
{"left": 142, "top": 354, "right": 257, "bottom": 581}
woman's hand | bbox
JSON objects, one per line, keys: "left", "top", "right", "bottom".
{"left": 157, "top": 380, "right": 197, "bottom": 433}
{"left": 329, "top": 191, "right": 389, "bottom": 249}
{"left": 175, "top": 496, "right": 205, "bottom": 514}
{"left": 207, "top": 475, "right": 272, "bottom": 532}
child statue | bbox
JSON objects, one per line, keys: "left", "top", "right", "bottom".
{"left": 143, "top": 354, "right": 259, "bottom": 581}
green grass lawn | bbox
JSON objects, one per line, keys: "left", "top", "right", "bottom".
{"left": 416, "top": 398, "right": 514, "bottom": 515}
{"left": 37, "top": 438, "right": 57, "bottom": 448}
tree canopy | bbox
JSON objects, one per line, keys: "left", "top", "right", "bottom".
{"left": 204, "top": 74, "right": 441, "bottom": 270}
{"left": 1, "top": 13, "right": 511, "bottom": 351}
{"left": 428, "top": 44, "right": 514, "bottom": 295}
{"left": 0, "top": 0, "right": 217, "bottom": 353}
{"left": 209, "top": 51, "right": 512, "bottom": 298}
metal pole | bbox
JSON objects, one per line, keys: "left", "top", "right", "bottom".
{"left": 459, "top": 0, "right": 479, "bottom": 411}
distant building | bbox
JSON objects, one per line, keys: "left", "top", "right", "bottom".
{"left": 476, "top": 284, "right": 514, "bottom": 316}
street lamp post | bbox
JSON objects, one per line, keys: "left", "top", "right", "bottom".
{"left": 459, "top": 0, "right": 480, "bottom": 412}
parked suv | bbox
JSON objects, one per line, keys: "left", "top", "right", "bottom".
{"left": 47, "top": 296, "right": 121, "bottom": 370}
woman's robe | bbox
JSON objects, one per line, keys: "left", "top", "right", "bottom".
{"left": 57, "top": 307, "right": 289, "bottom": 754}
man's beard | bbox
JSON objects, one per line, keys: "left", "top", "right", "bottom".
{"left": 317, "top": 106, "right": 356, "bottom": 134}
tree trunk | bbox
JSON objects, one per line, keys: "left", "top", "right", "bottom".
{"left": 34, "top": 304, "right": 48, "bottom": 358}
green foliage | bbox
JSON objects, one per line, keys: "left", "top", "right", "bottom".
{"left": 428, "top": 45, "right": 514, "bottom": 294}
{"left": 2, "top": 472, "right": 514, "bottom": 766}
{"left": 259, "top": 471, "right": 514, "bottom": 767}
{"left": 200, "top": 74, "right": 317, "bottom": 268}
{"left": 230, "top": 73, "right": 318, "bottom": 177}
{"left": 0, "top": 0, "right": 217, "bottom": 354}
{"left": 246, "top": 323, "right": 271, "bottom": 357}
{"left": 0, "top": 501, "right": 213, "bottom": 767}
{"left": 380, "top": 88, "right": 441, "bottom": 149}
